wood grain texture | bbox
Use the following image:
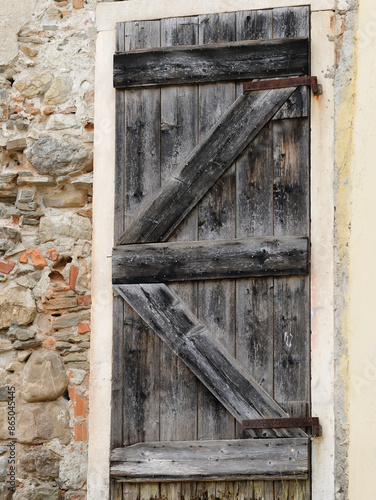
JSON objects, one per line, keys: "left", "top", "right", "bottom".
{"left": 111, "top": 438, "right": 309, "bottom": 481}
{"left": 112, "top": 236, "right": 309, "bottom": 284}
{"left": 118, "top": 86, "right": 295, "bottom": 246}
{"left": 113, "top": 7, "right": 311, "bottom": 498}
{"left": 272, "top": 7, "right": 310, "bottom": 500}
{"left": 159, "top": 22, "right": 199, "bottom": 499}
{"left": 196, "top": 10, "right": 237, "bottom": 453}
{"left": 114, "top": 283, "right": 307, "bottom": 439}
{"left": 113, "top": 37, "right": 309, "bottom": 88}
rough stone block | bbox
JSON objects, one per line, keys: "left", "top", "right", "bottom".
{"left": 13, "top": 483, "right": 61, "bottom": 500}
{"left": 25, "top": 137, "right": 88, "bottom": 176}
{"left": 39, "top": 214, "right": 92, "bottom": 241}
{"left": 15, "top": 72, "right": 53, "bottom": 98}
{"left": 13, "top": 340, "right": 42, "bottom": 350}
{"left": 6, "top": 137, "right": 27, "bottom": 151}
{"left": 53, "top": 310, "right": 90, "bottom": 330}
{"left": 0, "top": 339, "right": 12, "bottom": 352}
{"left": 43, "top": 191, "right": 87, "bottom": 208}
{"left": 21, "top": 350, "right": 68, "bottom": 402}
{"left": 0, "top": 285, "right": 37, "bottom": 329}
{"left": 17, "top": 400, "right": 71, "bottom": 444}
{"left": 19, "top": 449, "right": 61, "bottom": 478}
{"left": 8, "top": 323, "right": 35, "bottom": 341}
{"left": 0, "top": 407, "right": 10, "bottom": 439}
{"left": 46, "top": 113, "right": 78, "bottom": 130}
{"left": 0, "top": 227, "right": 21, "bottom": 255}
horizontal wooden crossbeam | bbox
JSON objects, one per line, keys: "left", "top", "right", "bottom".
{"left": 112, "top": 236, "right": 309, "bottom": 284}
{"left": 111, "top": 438, "right": 309, "bottom": 482}
{"left": 117, "top": 87, "right": 295, "bottom": 245}
{"left": 113, "top": 37, "right": 309, "bottom": 88}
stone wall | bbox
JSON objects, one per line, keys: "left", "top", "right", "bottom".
{"left": 0, "top": 1, "right": 97, "bottom": 498}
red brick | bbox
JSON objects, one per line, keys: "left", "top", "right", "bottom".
{"left": 78, "top": 322, "right": 90, "bottom": 334}
{"left": 0, "top": 259, "right": 15, "bottom": 274}
{"left": 27, "top": 249, "right": 48, "bottom": 267}
{"left": 74, "top": 421, "right": 87, "bottom": 441}
{"left": 46, "top": 248, "right": 59, "bottom": 261}
{"left": 61, "top": 11, "right": 72, "bottom": 17}
{"left": 70, "top": 495, "right": 86, "bottom": 500}
{"left": 12, "top": 96, "right": 25, "bottom": 103}
{"left": 43, "top": 107, "right": 54, "bottom": 115}
{"left": 78, "top": 295, "right": 91, "bottom": 307}
{"left": 61, "top": 106, "right": 77, "bottom": 114}
{"left": 68, "top": 386, "right": 87, "bottom": 418}
{"left": 19, "top": 252, "right": 28, "bottom": 264}
{"left": 70, "top": 265, "right": 79, "bottom": 290}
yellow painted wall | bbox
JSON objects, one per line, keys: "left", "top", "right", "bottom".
{"left": 348, "top": 0, "right": 376, "bottom": 497}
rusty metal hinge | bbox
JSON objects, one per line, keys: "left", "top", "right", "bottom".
{"left": 243, "top": 76, "right": 322, "bottom": 96}
{"left": 242, "top": 417, "right": 322, "bottom": 437}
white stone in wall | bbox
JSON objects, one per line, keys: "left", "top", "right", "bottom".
{"left": 0, "top": 0, "right": 36, "bottom": 65}
{"left": 21, "top": 350, "right": 68, "bottom": 403}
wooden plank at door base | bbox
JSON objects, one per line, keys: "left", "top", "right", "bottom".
{"left": 114, "top": 283, "right": 307, "bottom": 439}
{"left": 113, "top": 37, "right": 309, "bottom": 88}
{"left": 110, "top": 438, "right": 309, "bottom": 482}
{"left": 117, "top": 86, "right": 296, "bottom": 245}
{"left": 112, "top": 236, "right": 309, "bottom": 284}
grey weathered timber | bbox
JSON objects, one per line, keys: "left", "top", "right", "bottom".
{"left": 159, "top": 17, "right": 199, "bottom": 465}
{"left": 112, "top": 236, "right": 309, "bottom": 284}
{"left": 118, "top": 86, "right": 296, "bottom": 245}
{"left": 113, "top": 19, "right": 162, "bottom": 500}
{"left": 113, "top": 37, "right": 309, "bottom": 88}
{"left": 114, "top": 283, "right": 307, "bottom": 439}
{"left": 110, "top": 438, "right": 309, "bottom": 481}
{"left": 272, "top": 8, "right": 310, "bottom": 500}
{"left": 196, "top": 11, "right": 237, "bottom": 447}
{"left": 112, "top": 8, "right": 312, "bottom": 498}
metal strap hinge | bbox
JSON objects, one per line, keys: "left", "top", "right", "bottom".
{"left": 242, "top": 417, "right": 322, "bottom": 437}
{"left": 243, "top": 76, "right": 322, "bottom": 96}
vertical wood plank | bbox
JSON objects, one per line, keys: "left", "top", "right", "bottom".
{"left": 113, "top": 23, "right": 128, "bottom": 500}
{"left": 235, "top": 10, "right": 274, "bottom": 497}
{"left": 160, "top": 16, "right": 199, "bottom": 499}
{"left": 273, "top": 8, "right": 310, "bottom": 500}
{"left": 120, "top": 19, "right": 162, "bottom": 500}
{"left": 197, "top": 11, "right": 237, "bottom": 450}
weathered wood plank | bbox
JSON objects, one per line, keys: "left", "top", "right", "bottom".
{"left": 111, "top": 438, "right": 309, "bottom": 481}
{"left": 273, "top": 9, "right": 310, "bottom": 500}
{"left": 118, "top": 86, "right": 296, "bottom": 245}
{"left": 159, "top": 22, "right": 199, "bottom": 487}
{"left": 116, "top": 24, "right": 162, "bottom": 500}
{"left": 112, "top": 236, "right": 309, "bottom": 284}
{"left": 235, "top": 13, "right": 275, "bottom": 496}
{"left": 197, "top": 10, "right": 237, "bottom": 448}
{"left": 113, "top": 37, "right": 309, "bottom": 88}
{"left": 115, "top": 283, "right": 307, "bottom": 439}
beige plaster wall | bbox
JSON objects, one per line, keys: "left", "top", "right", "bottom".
{"left": 347, "top": 0, "right": 376, "bottom": 497}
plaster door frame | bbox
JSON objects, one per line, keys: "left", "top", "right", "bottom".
{"left": 90, "top": 2, "right": 336, "bottom": 498}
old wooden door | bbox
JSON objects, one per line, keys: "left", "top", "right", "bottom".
{"left": 111, "top": 6, "right": 311, "bottom": 500}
